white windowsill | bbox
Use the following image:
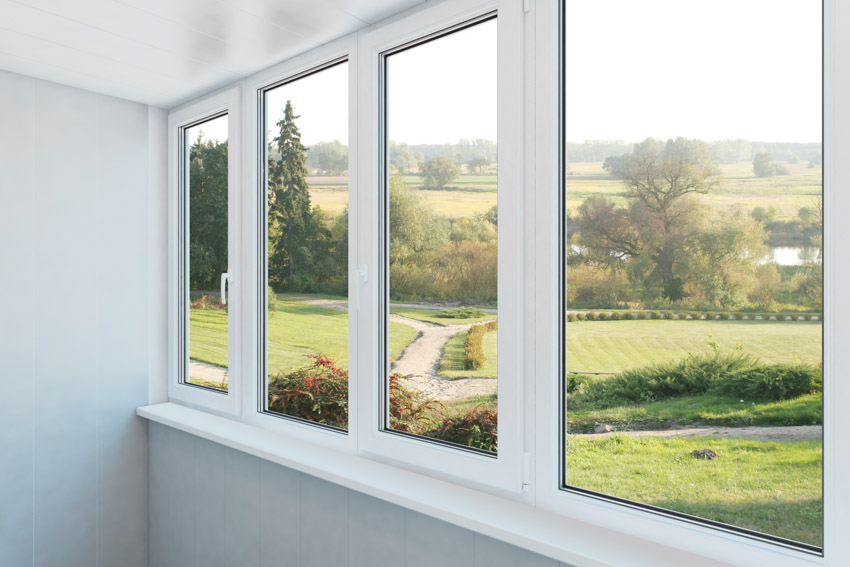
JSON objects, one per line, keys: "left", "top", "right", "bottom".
{"left": 137, "top": 402, "right": 730, "bottom": 567}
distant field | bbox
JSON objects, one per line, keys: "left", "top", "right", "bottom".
{"left": 189, "top": 297, "right": 418, "bottom": 374}
{"left": 567, "top": 319, "right": 822, "bottom": 374}
{"left": 390, "top": 308, "right": 496, "bottom": 326}
{"left": 566, "top": 161, "right": 822, "bottom": 220}
{"left": 307, "top": 174, "right": 497, "bottom": 219}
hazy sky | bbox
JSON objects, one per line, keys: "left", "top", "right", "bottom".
{"left": 566, "top": 0, "right": 822, "bottom": 143}
{"left": 195, "top": 1, "right": 821, "bottom": 147}
{"left": 387, "top": 18, "right": 497, "bottom": 145}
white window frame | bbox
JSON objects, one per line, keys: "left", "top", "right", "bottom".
{"left": 532, "top": 1, "right": 850, "bottom": 566}
{"left": 239, "top": 35, "right": 359, "bottom": 454}
{"left": 167, "top": 87, "right": 242, "bottom": 416}
{"left": 355, "top": 0, "right": 525, "bottom": 493}
{"left": 157, "top": 0, "right": 850, "bottom": 564}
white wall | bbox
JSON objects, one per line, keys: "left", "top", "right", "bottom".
{"left": 0, "top": 68, "right": 164, "bottom": 567}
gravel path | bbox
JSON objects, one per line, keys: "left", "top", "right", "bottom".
{"left": 189, "top": 360, "right": 228, "bottom": 386}
{"left": 570, "top": 425, "right": 822, "bottom": 442}
{"left": 388, "top": 315, "right": 497, "bottom": 401}
{"left": 296, "top": 298, "right": 498, "bottom": 400}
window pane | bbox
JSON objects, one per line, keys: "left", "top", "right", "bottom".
{"left": 262, "top": 61, "right": 350, "bottom": 430}
{"left": 185, "top": 114, "right": 229, "bottom": 392}
{"left": 384, "top": 17, "right": 499, "bottom": 453}
{"left": 563, "top": 0, "right": 822, "bottom": 549}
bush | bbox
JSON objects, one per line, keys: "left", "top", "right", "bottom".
{"left": 584, "top": 312, "right": 598, "bottom": 321}
{"left": 710, "top": 362, "right": 821, "bottom": 401}
{"left": 567, "top": 313, "right": 577, "bottom": 322}
{"left": 575, "top": 352, "right": 822, "bottom": 407}
{"left": 268, "top": 286, "right": 279, "bottom": 310}
{"left": 464, "top": 320, "right": 497, "bottom": 370}
{"left": 622, "top": 312, "right": 636, "bottom": 320}
{"left": 662, "top": 311, "right": 675, "bottom": 320}
{"left": 608, "top": 312, "right": 621, "bottom": 320}
{"left": 575, "top": 313, "right": 586, "bottom": 321}
{"left": 437, "top": 307, "right": 486, "bottom": 319}
{"left": 596, "top": 312, "right": 610, "bottom": 321}
{"left": 268, "top": 355, "right": 350, "bottom": 429}
{"left": 425, "top": 406, "right": 497, "bottom": 452}
{"left": 388, "top": 375, "right": 443, "bottom": 434}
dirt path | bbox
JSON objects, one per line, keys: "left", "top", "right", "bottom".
{"left": 570, "top": 425, "right": 822, "bottom": 442}
{"left": 189, "top": 360, "right": 228, "bottom": 386}
{"left": 388, "top": 314, "right": 497, "bottom": 401}
{"left": 300, "top": 298, "right": 498, "bottom": 400}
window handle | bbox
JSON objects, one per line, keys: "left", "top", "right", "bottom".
{"left": 220, "top": 272, "right": 229, "bottom": 306}
{"left": 356, "top": 265, "right": 368, "bottom": 311}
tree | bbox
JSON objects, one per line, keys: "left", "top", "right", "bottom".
{"left": 188, "top": 132, "right": 228, "bottom": 290}
{"left": 750, "top": 206, "right": 777, "bottom": 223}
{"left": 313, "top": 140, "right": 348, "bottom": 175}
{"left": 601, "top": 154, "right": 626, "bottom": 178}
{"left": 267, "top": 100, "right": 327, "bottom": 291}
{"left": 388, "top": 176, "right": 447, "bottom": 264}
{"left": 389, "top": 141, "right": 418, "bottom": 174}
{"left": 577, "top": 137, "right": 725, "bottom": 300}
{"left": 468, "top": 156, "right": 490, "bottom": 173}
{"left": 753, "top": 152, "right": 776, "bottom": 177}
{"left": 420, "top": 156, "right": 461, "bottom": 189}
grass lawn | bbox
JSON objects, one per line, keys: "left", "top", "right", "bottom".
{"left": 440, "top": 328, "right": 497, "bottom": 379}
{"left": 566, "top": 435, "right": 823, "bottom": 547}
{"left": 567, "top": 393, "right": 822, "bottom": 433}
{"left": 390, "top": 307, "right": 496, "bottom": 326}
{"left": 189, "top": 297, "right": 419, "bottom": 374}
{"left": 566, "top": 161, "right": 822, "bottom": 221}
{"left": 566, "top": 320, "right": 821, "bottom": 374}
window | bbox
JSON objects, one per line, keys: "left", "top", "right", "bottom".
{"left": 382, "top": 16, "right": 499, "bottom": 452}
{"left": 561, "top": 0, "right": 823, "bottom": 553}
{"left": 259, "top": 60, "right": 351, "bottom": 430}
{"left": 168, "top": 87, "right": 241, "bottom": 415}
{"left": 183, "top": 114, "right": 230, "bottom": 393}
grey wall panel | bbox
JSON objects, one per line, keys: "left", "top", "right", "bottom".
{"left": 348, "top": 490, "right": 405, "bottom": 567}
{"left": 259, "top": 459, "right": 301, "bottom": 567}
{"left": 474, "top": 534, "right": 560, "bottom": 567}
{"left": 0, "top": 68, "right": 35, "bottom": 567}
{"left": 0, "top": 68, "right": 153, "bottom": 567}
{"left": 224, "top": 449, "right": 261, "bottom": 567}
{"left": 405, "top": 509, "right": 475, "bottom": 567}
{"left": 300, "top": 475, "right": 349, "bottom": 567}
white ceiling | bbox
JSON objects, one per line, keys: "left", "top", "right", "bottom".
{"left": 0, "top": 0, "right": 426, "bottom": 109}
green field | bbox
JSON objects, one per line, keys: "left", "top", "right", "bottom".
{"left": 566, "top": 161, "right": 822, "bottom": 220}
{"left": 189, "top": 297, "right": 419, "bottom": 374}
{"left": 400, "top": 174, "right": 497, "bottom": 192}
{"left": 567, "top": 320, "right": 821, "bottom": 374}
{"left": 566, "top": 435, "right": 822, "bottom": 546}
{"left": 440, "top": 329, "right": 498, "bottom": 379}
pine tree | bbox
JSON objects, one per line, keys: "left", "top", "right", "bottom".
{"left": 267, "top": 100, "right": 325, "bottom": 291}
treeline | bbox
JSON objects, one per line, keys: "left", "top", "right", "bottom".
{"left": 566, "top": 139, "right": 822, "bottom": 165}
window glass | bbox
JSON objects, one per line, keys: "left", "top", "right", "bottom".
{"left": 384, "top": 17, "right": 499, "bottom": 453}
{"left": 261, "top": 61, "right": 351, "bottom": 429}
{"left": 185, "top": 114, "right": 230, "bottom": 392}
{"left": 563, "top": 0, "right": 823, "bottom": 550}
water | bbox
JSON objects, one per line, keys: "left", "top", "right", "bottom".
{"left": 764, "top": 246, "right": 820, "bottom": 266}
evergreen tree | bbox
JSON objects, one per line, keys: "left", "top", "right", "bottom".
{"left": 268, "top": 100, "right": 326, "bottom": 291}
{"left": 188, "top": 132, "right": 228, "bottom": 290}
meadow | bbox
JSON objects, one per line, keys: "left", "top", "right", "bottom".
{"left": 189, "top": 296, "right": 419, "bottom": 374}
{"left": 566, "top": 435, "right": 823, "bottom": 546}
{"left": 566, "top": 161, "right": 822, "bottom": 220}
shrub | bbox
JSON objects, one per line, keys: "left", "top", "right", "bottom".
{"left": 688, "top": 311, "right": 702, "bottom": 320}
{"left": 575, "top": 352, "right": 822, "bottom": 407}
{"left": 464, "top": 320, "right": 498, "bottom": 370}
{"left": 190, "top": 294, "right": 226, "bottom": 310}
{"left": 650, "top": 311, "right": 661, "bottom": 320}
{"left": 678, "top": 312, "right": 689, "bottom": 320}
{"left": 662, "top": 311, "right": 675, "bottom": 320}
{"left": 267, "top": 355, "right": 350, "bottom": 429}
{"left": 584, "top": 312, "right": 598, "bottom": 321}
{"left": 389, "top": 375, "right": 443, "bottom": 434}
{"left": 267, "top": 286, "right": 279, "bottom": 310}
{"left": 567, "top": 313, "right": 577, "bottom": 322}
{"left": 710, "top": 362, "right": 821, "bottom": 401}
{"left": 425, "top": 406, "right": 498, "bottom": 452}
{"left": 608, "top": 312, "right": 621, "bottom": 320}
{"left": 437, "top": 307, "right": 486, "bottom": 319}
{"left": 596, "top": 312, "right": 610, "bottom": 321}
{"left": 719, "top": 312, "right": 731, "bottom": 320}
{"left": 622, "top": 312, "right": 636, "bottom": 320}
{"left": 574, "top": 313, "right": 586, "bottom": 321}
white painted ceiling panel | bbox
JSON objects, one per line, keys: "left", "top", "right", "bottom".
{"left": 0, "top": 0, "right": 427, "bottom": 108}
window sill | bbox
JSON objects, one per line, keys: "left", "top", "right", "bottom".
{"left": 138, "top": 402, "right": 730, "bottom": 567}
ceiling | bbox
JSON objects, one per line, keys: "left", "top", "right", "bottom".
{"left": 0, "top": 0, "right": 426, "bottom": 109}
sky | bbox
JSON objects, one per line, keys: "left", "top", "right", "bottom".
{"left": 194, "top": 1, "right": 822, "bottom": 147}
{"left": 566, "top": 0, "right": 822, "bottom": 143}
